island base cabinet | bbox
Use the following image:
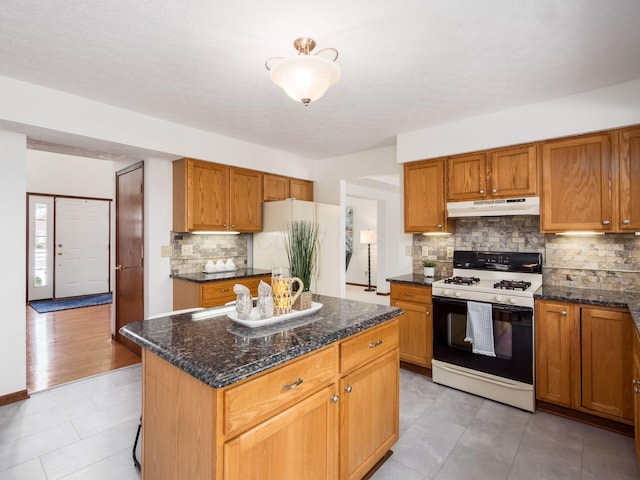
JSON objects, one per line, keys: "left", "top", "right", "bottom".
{"left": 224, "top": 385, "right": 337, "bottom": 480}
{"left": 633, "top": 326, "right": 640, "bottom": 465}
{"left": 340, "top": 349, "right": 399, "bottom": 480}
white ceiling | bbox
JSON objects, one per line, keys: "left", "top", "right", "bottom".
{"left": 1, "top": 0, "right": 640, "bottom": 160}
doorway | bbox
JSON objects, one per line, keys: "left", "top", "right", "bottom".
{"left": 27, "top": 194, "right": 111, "bottom": 302}
{"left": 115, "top": 162, "right": 144, "bottom": 356}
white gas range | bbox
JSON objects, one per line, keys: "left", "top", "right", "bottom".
{"left": 431, "top": 250, "right": 542, "bottom": 412}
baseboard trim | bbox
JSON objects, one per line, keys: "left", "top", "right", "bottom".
{"left": 536, "top": 400, "right": 634, "bottom": 437}
{"left": 400, "top": 361, "right": 432, "bottom": 378}
{"left": 0, "top": 389, "right": 29, "bottom": 406}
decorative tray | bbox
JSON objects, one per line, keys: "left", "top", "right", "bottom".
{"left": 227, "top": 302, "right": 323, "bottom": 328}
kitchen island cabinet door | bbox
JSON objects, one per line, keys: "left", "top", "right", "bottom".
{"left": 633, "top": 326, "right": 640, "bottom": 464}
{"left": 618, "top": 127, "right": 640, "bottom": 231}
{"left": 580, "top": 307, "right": 633, "bottom": 421}
{"left": 535, "top": 300, "right": 576, "bottom": 407}
{"left": 404, "top": 158, "right": 451, "bottom": 233}
{"left": 340, "top": 349, "right": 399, "bottom": 480}
{"left": 541, "top": 133, "right": 612, "bottom": 232}
{"left": 223, "top": 385, "right": 338, "bottom": 480}
{"left": 392, "top": 299, "right": 432, "bottom": 368}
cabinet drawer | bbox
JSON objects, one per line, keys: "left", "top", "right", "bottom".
{"left": 390, "top": 283, "right": 431, "bottom": 304}
{"left": 340, "top": 319, "right": 399, "bottom": 374}
{"left": 201, "top": 276, "right": 269, "bottom": 308}
{"left": 224, "top": 344, "right": 337, "bottom": 435}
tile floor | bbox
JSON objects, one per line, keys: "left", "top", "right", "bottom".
{"left": 2, "top": 304, "right": 638, "bottom": 479}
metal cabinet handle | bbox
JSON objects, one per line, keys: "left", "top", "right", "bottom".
{"left": 561, "top": 311, "right": 567, "bottom": 316}
{"left": 632, "top": 379, "right": 640, "bottom": 385}
{"left": 405, "top": 292, "right": 416, "bottom": 297}
{"left": 369, "top": 339, "right": 383, "bottom": 348}
{"left": 220, "top": 288, "right": 230, "bottom": 293}
{"left": 602, "top": 220, "right": 610, "bottom": 225}
{"left": 58, "top": 252, "right": 63, "bottom": 256}
{"left": 345, "top": 385, "right": 352, "bottom": 393}
{"left": 282, "top": 378, "right": 303, "bottom": 390}
{"left": 635, "top": 387, "right": 640, "bottom": 394}
{"left": 331, "top": 394, "right": 339, "bottom": 403}
{"left": 623, "top": 219, "right": 630, "bottom": 224}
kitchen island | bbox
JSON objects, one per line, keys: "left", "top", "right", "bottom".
{"left": 120, "top": 294, "right": 402, "bottom": 480}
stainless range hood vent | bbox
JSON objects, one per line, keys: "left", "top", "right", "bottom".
{"left": 447, "top": 196, "right": 540, "bottom": 218}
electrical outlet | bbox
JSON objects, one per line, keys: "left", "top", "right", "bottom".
{"left": 447, "top": 246, "right": 454, "bottom": 258}
{"left": 160, "top": 245, "right": 172, "bottom": 257}
{"left": 422, "top": 246, "right": 429, "bottom": 257}
{"left": 181, "top": 244, "right": 193, "bottom": 256}
{"left": 405, "top": 245, "right": 412, "bottom": 256}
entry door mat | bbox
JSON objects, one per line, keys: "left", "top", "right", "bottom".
{"left": 29, "top": 293, "right": 113, "bottom": 313}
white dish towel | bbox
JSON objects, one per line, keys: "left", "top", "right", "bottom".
{"left": 464, "top": 301, "right": 496, "bottom": 357}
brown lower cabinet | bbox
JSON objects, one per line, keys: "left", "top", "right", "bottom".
{"left": 535, "top": 300, "right": 633, "bottom": 424}
{"left": 173, "top": 275, "right": 270, "bottom": 310}
{"left": 141, "top": 319, "right": 399, "bottom": 480}
{"left": 390, "top": 283, "right": 432, "bottom": 368}
{"left": 633, "top": 326, "right": 640, "bottom": 463}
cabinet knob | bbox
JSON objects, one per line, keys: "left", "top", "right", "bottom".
{"left": 345, "top": 385, "right": 352, "bottom": 393}
{"left": 223, "top": 224, "right": 227, "bottom": 227}
{"left": 635, "top": 387, "right": 640, "bottom": 394}
{"left": 426, "top": 311, "right": 430, "bottom": 315}
{"left": 282, "top": 377, "right": 303, "bottom": 390}
{"left": 602, "top": 220, "right": 610, "bottom": 225}
{"left": 623, "top": 219, "right": 630, "bottom": 224}
{"left": 231, "top": 224, "right": 235, "bottom": 228}
{"left": 632, "top": 379, "right": 640, "bottom": 385}
{"left": 331, "top": 394, "right": 339, "bottom": 403}
{"left": 492, "top": 189, "right": 497, "bottom": 193}
{"left": 561, "top": 311, "right": 567, "bottom": 316}
{"left": 437, "top": 224, "right": 442, "bottom": 229}
{"left": 479, "top": 189, "right": 485, "bottom": 194}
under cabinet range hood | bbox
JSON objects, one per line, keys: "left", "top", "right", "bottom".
{"left": 447, "top": 196, "right": 540, "bottom": 218}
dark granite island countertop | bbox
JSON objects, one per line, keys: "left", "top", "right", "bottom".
{"left": 119, "top": 294, "right": 402, "bottom": 388}
{"left": 171, "top": 267, "right": 271, "bottom": 283}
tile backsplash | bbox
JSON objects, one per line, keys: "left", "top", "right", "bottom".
{"left": 415, "top": 216, "right": 640, "bottom": 291}
{"left": 170, "top": 233, "right": 249, "bottom": 275}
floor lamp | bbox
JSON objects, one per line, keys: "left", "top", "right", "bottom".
{"left": 360, "top": 229, "right": 377, "bottom": 292}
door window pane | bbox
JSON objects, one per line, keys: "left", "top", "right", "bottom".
{"left": 34, "top": 203, "right": 48, "bottom": 287}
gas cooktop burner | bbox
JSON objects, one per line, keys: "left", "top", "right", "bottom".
{"left": 444, "top": 276, "right": 480, "bottom": 286}
{"left": 493, "top": 280, "right": 532, "bottom": 291}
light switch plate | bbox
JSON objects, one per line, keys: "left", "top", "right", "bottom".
{"left": 447, "top": 246, "right": 454, "bottom": 258}
{"left": 160, "top": 245, "right": 172, "bottom": 257}
{"left": 422, "top": 246, "right": 429, "bottom": 256}
{"left": 181, "top": 244, "right": 193, "bottom": 256}
{"left": 405, "top": 245, "right": 412, "bottom": 256}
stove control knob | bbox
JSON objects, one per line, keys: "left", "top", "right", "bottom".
{"left": 454, "top": 291, "right": 461, "bottom": 297}
{"left": 509, "top": 298, "right": 517, "bottom": 304}
{"left": 443, "top": 289, "right": 452, "bottom": 296}
{"left": 495, "top": 295, "right": 504, "bottom": 302}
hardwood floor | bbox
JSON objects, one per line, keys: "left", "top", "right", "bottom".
{"left": 26, "top": 303, "right": 141, "bottom": 393}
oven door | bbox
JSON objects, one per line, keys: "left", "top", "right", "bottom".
{"left": 432, "top": 296, "right": 533, "bottom": 384}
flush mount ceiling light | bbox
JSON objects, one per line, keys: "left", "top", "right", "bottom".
{"left": 265, "top": 37, "right": 340, "bottom": 106}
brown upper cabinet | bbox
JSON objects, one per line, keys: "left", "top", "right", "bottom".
{"left": 447, "top": 145, "right": 538, "bottom": 202}
{"left": 404, "top": 158, "right": 453, "bottom": 233}
{"left": 541, "top": 133, "right": 612, "bottom": 232}
{"left": 173, "top": 158, "right": 262, "bottom": 232}
{"left": 618, "top": 126, "right": 640, "bottom": 231}
{"left": 263, "top": 174, "right": 314, "bottom": 202}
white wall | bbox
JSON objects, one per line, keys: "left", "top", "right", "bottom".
{"left": 0, "top": 131, "right": 26, "bottom": 397}
{"left": 26, "top": 150, "right": 114, "bottom": 198}
{"left": 397, "top": 79, "right": 640, "bottom": 162}
{"left": 345, "top": 197, "right": 377, "bottom": 285}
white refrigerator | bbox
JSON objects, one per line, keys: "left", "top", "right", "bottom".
{"left": 253, "top": 199, "right": 344, "bottom": 298}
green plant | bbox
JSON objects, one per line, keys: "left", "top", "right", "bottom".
{"left": 422, "top": 260, "right": 436, "bottom": 267}
{"left": 282, "top": 220, "right": 319, "bottom": 292}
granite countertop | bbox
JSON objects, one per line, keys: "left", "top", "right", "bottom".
{"left": 171, "top": 268, "right": 272, "bottom": 283}
{"left": 119, "top": 294, "right": 402, "bottom": 389}
{"left": 534, "top": 285, "right": 640, "bottom": 331}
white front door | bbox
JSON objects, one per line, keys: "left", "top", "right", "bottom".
{"left": 27, "top": 195, "right": 55, "bottom": 301}
{"left": 55, "top": 198, "right": 110, "bottom": 298}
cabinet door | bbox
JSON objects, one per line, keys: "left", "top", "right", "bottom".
{"left": 447, "top": 153, "right": 486, "bottom": 201}
{"left": 541, "top": 134, "right": 612, "bottom": 232}
{"left": 224, "top": 385, "right": 337, "bottom": 480}
{"left": 264, "top": 173, "right": 290, "bottom": 201}
{"left": 489, "top": 145, "right": 537, "bottom": 198}
{"left": 340, "top": 349, "right": 399, "bottom": 480}
{"left": 581, "top": 307, "right": 633, "bottom": 420}
{"left": 190, "top": 160, "right": 229, "bottom": 231}
{"left": 535, "top": 300, "right": 575, "bottom": 407}
{"left": 633, "top": 327, "right": 640, "bottom": 463}
{"left": 391, "top": 299, "right": 432, "bottom": 367}
{"left": 404, "top": 159, "right": 450, "bottom": 233}
{"left": 289, "top": 178, "right": 314, "bottom": 201}
{"left": 229, "top": 167, "right": 262, "bottom": 231}
{"left": 618, "top": 127, "right": 640, "bottom": 231}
